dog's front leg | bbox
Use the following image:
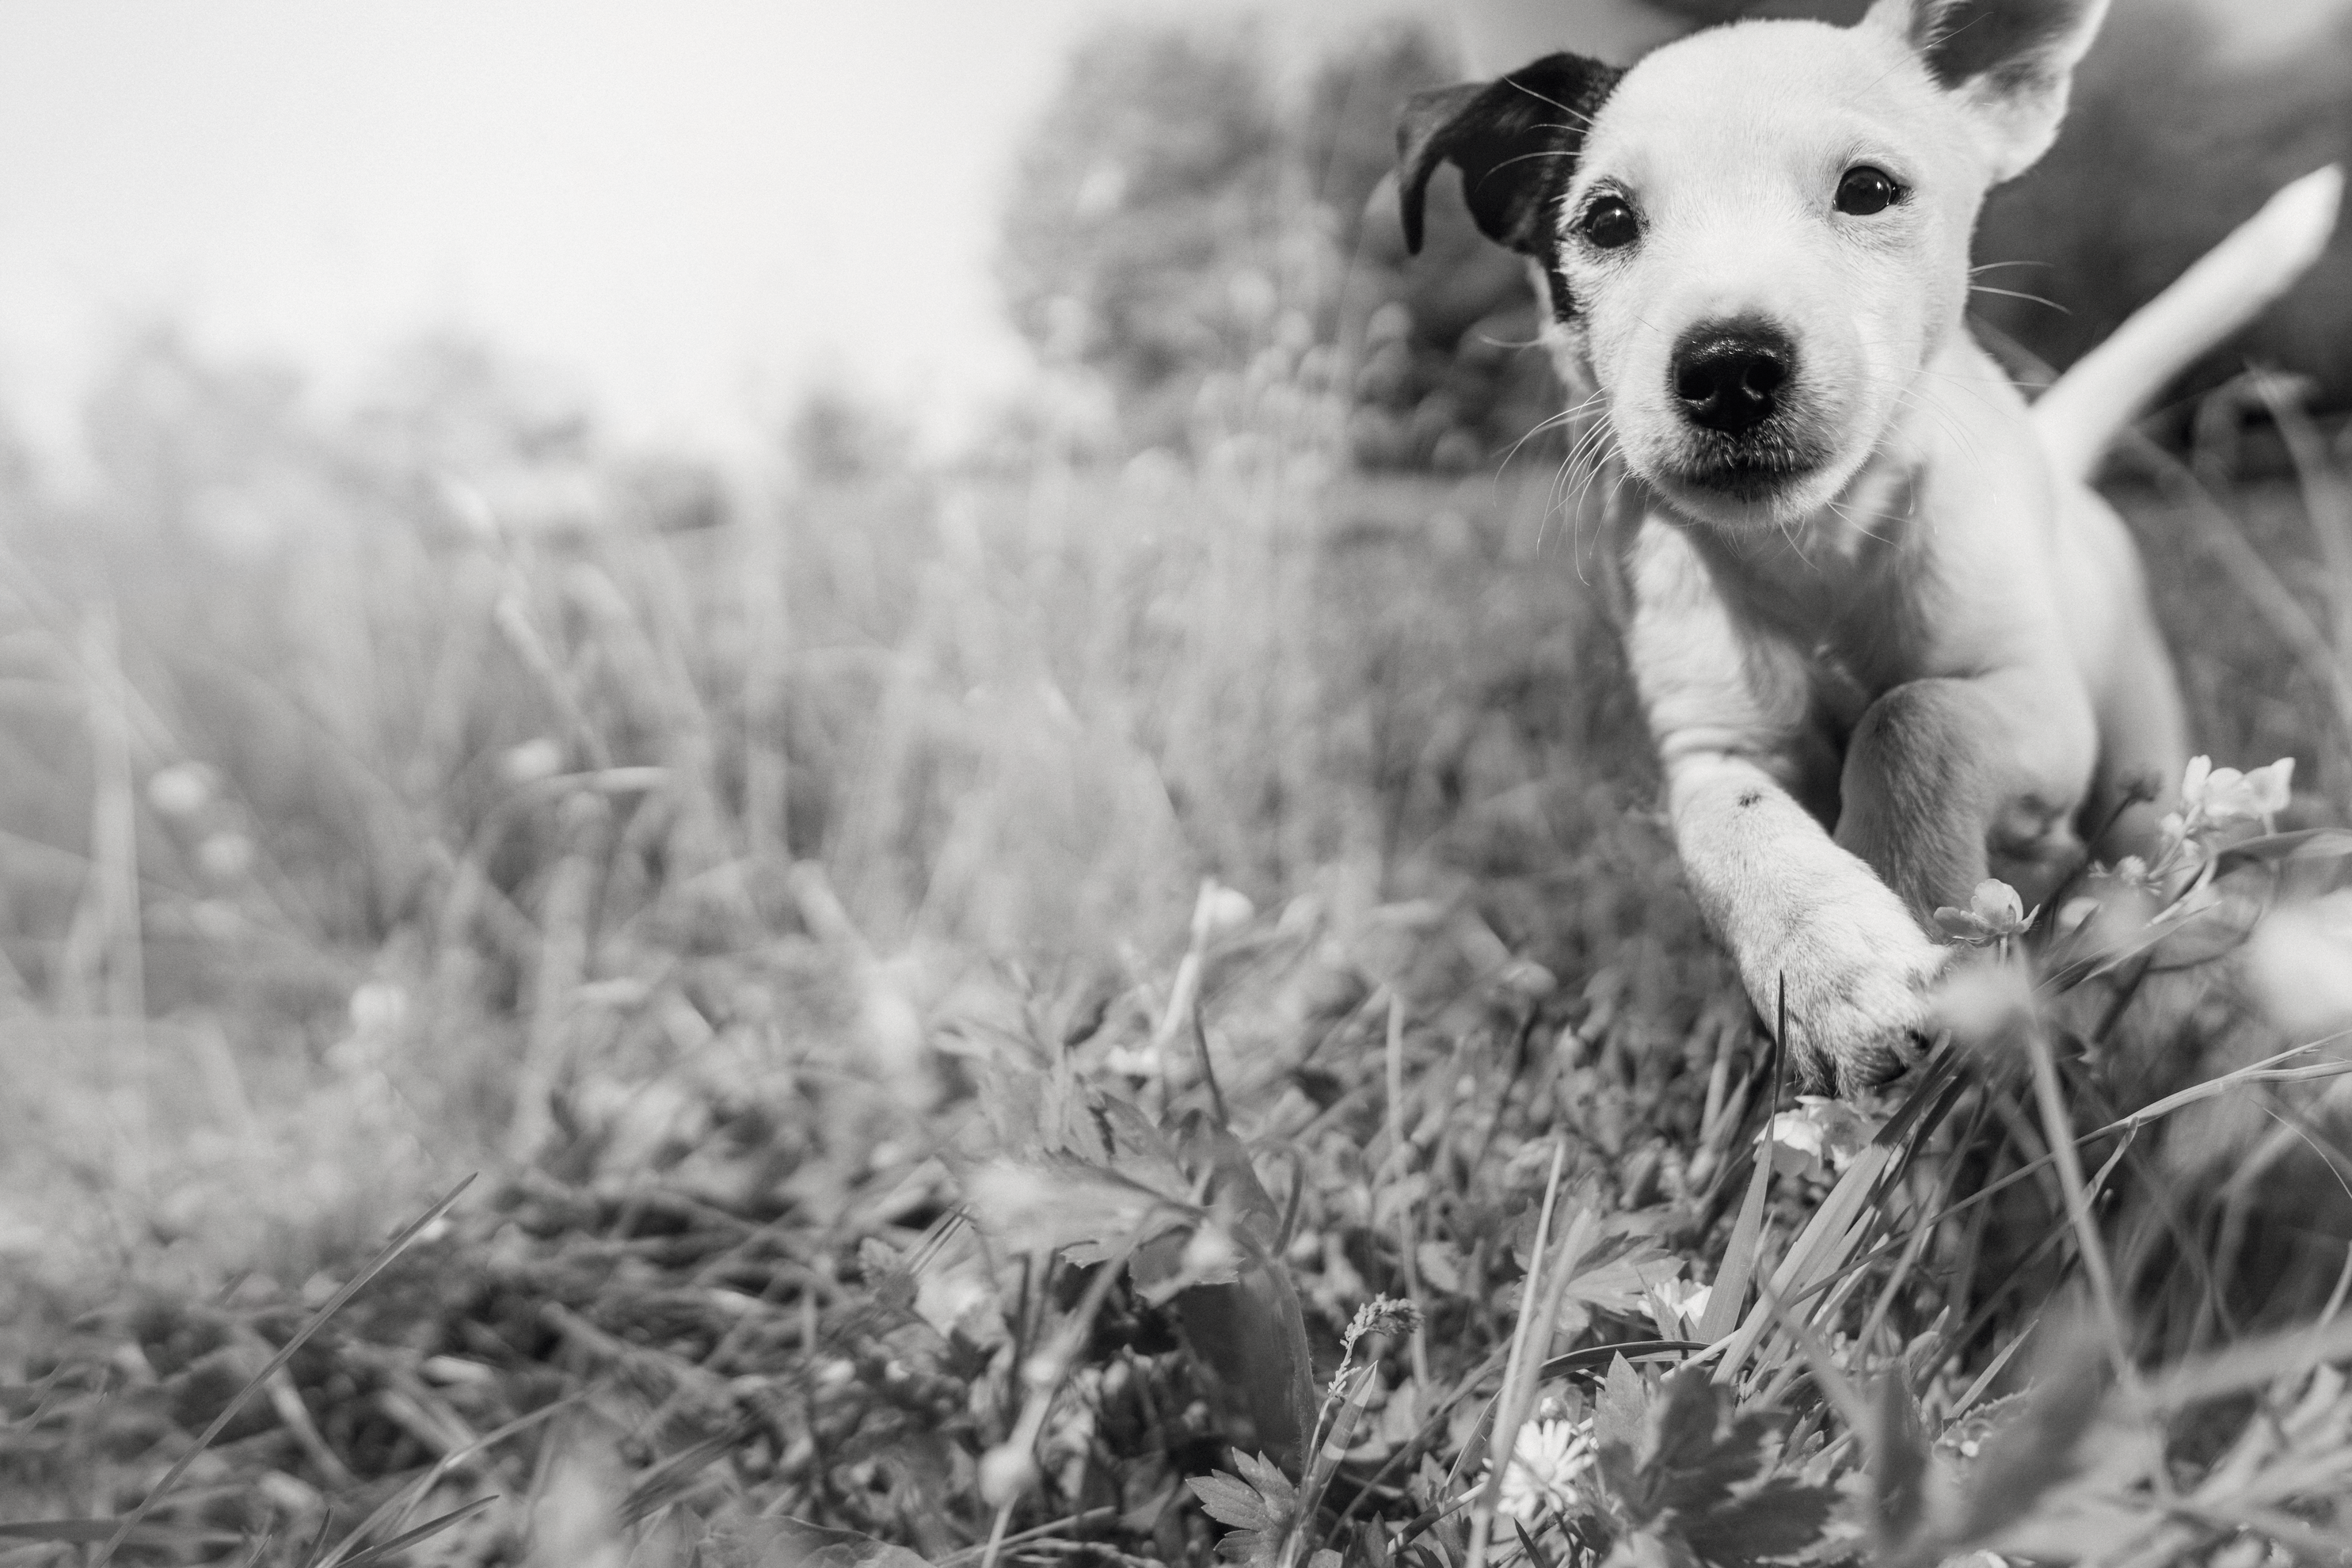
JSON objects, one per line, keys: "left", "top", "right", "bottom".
{"left": 1629, "top": 520, "right": 1943, "bottom": 1092}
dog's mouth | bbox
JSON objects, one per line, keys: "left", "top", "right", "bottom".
{"left": 1655, "top": 431, "right": 1832, "bottom": 507}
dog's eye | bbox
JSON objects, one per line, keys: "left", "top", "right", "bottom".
{"left": 1835, "top": 166, "right": 1902, "bottom": 215}
{"left": 1581, "top": 195, "right": 1640, "bottom": 250}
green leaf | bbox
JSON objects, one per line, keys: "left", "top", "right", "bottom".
{"left": 1619, "top": 1526, "right": 1700, "bottom": 1568}
{"left": 1557, "top": 1236, "right": 1684, "bottom": 1319}
{"left": 1231, "top": 1449, "right": 1298, "bottom": 1508}
{"left": 1867, "top": 1375, "right": 1931, "bottom": 1553}
{"left": 1171, "top": 1112, "right": 1285, "bottom": 1246}
{"left": 1189, "top": 1471, "right": 1276, "bottom": 1532}
{"left": 2216, "top": 828, "right": 2352, "bottom": 876}
{"left": 702, "top": 1517, "right": 936, "bottom": 1568}
{"left": 1157, "top": 1123, "right": 1316, "bottom": 1471}
{"left": 1595, "top": 1354, "right": 1651, "bottom": 1501}
{"left": 1596, "top": 1355, "right": 1649, "bottom": 1453}
{"left": 0, "top": 1520, "right": 241, "bottom": 1548}
{"left": 1680, "top": 1481, "right": 1837, "bottom": 1562}
{"left": 1188, "top": 1453, "right": 1299, "bottom": 1568}
{"left": 1946, "top": 1344, "right": 2107, "bottom": 1549}
{"left": 1646, "top": 1366, "right": 1724, "bottom": 1484}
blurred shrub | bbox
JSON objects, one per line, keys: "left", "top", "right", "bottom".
{"left": 996, "top": 26, "right": 1293, "bottom": 451}
{"left": 1976, "top": 0, "right": 2352, "bottom": 417}
{"left": 996, "top": 18, "right": 1570, "bottom": 473}
{"left": 1310, "top": 26, "right": 1573, "bottom": 473}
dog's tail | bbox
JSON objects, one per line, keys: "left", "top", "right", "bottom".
{"left": 2032, "top": 164, "right": 2343, "bottom": 485}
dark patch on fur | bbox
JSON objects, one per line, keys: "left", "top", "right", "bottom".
{"left": 1909, "top": 0, "right": 2095, "bottom": 93}
{"left": 1395, "top": 52, "right": 1623, "bottom": 311}
{"left": 1737, "top": 790, "right": 1764, "bottom": 808}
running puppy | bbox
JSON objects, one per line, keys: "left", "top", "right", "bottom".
{"left": 1397, "top": 0, "right": 2339, "bottom": 1090}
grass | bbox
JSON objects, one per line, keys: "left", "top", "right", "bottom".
{"left": 2, "top": 310, "right": 2352, "bottom": 1567}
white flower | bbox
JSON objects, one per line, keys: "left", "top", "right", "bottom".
{"left": 1485, "top": 1420, "right": 1594, "bottom": 1521}
{"left": 147, "top": 762, "right": 218, "bottom": 819}
{"left": 501, "top": 737, "right": 566, "bottom": 785}
{"left": 2176, "top": 755, "right": 2294, "bottom": 837}
{"left": 1650, "top": 1277, "right": 1712, "bottom": 1337}
{"left": 1934, "top": 878, "right": 2034, "bottom": 946}
{"left": 1770, "top": 1106, "right": 1825, "bottom": 1170}
{"left": 1769, "top": 1096, "right": 1877, "bottom": 1178}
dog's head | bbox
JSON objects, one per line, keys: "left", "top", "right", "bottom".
{"left": 1399, "top": 0, "right": 2107, "bottom": 531}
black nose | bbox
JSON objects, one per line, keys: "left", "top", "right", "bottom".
{"left": 1672, "top": 323, "right": 1794, "bottom": 435}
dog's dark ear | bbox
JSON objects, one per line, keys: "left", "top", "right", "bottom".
{"left": 1867, "top": 0, "right": 2108, "bottom": 181}
{"left": 1396, "top": 53, "right": 1623, "bottom": 257}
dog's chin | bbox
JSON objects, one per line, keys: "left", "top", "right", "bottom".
{"left": 1646, "top": 443, "right": 1848, "bottom": 531}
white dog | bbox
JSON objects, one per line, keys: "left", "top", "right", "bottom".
{"left": 1398, "top": 0, "right": 2339, "bottom": 1090}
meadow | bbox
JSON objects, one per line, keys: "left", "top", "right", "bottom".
{"left": 0, "top": 302, "right": 2348, "bottom": 1568}
{"left": 6, "top": 41, "right": 2352, "bottom": 1559}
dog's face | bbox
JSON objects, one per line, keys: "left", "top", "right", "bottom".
{"left": 1400, "top": 0, "right": 2108, "bottom": 532}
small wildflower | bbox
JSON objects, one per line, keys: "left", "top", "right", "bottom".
{"left": 147, "top": 761, "right": 218, "bottom": 819}
{"left": 1769, "top": 1096, "right": 1878, "bottom": 1178}
{"left": 1934, "top": 879, "right": 2035, "bottom": 946}
{"left": 2183, "top": 755, "right": 2293, "bottom": 828}
{"left": 1190, "top": 879, "right": 1257, "bottom": 944}
{"left": 1482, "top": 1419, "right": 1595, "bottom": 1521}
{"left": 1650, "top": 1277, "right": 1712, "bottom": 1337}
{"left": 2164, "top": 755, "right": 2295, "bottom": 856}
{"left": 501, "top": 737, "right": 566, "bottom": 785}
{"left": 978, "top": 1442, "right": 1042, "bottom": 1505}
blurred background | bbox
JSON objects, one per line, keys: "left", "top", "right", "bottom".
{"left": 1, "top": 0, "right": 2349, "bottom": 1288}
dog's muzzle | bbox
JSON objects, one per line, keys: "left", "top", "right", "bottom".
{"left": 1671, "top": 321, "right": 1795, "bottom": 436}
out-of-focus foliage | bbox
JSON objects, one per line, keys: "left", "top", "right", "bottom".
{"left": 997, "top": 27, "right": 1292, "bottom": 451}
{"left": 997, "top": 20, "right": 1569, "bottom": 471}
{"left": 1312, "top": 26, "right": 1574, "bottom": 473}
{"left": 1977, "top": 0, "right": 2352, "bottom": 416}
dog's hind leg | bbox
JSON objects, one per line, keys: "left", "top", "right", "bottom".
{"left": 1833, "top": 670, "right": 2099, "bottom": 921}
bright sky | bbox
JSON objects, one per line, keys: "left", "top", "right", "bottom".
{"left": 0, "top": 0, "right": 1156, "bottom": 461}
{"left": 0, "top": 0, "right": 2335, "bottom": 465}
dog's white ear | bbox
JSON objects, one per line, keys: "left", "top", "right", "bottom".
{"left": 1867, "top": 0, "right": 2109, "bottom": 181}
{"left": 1396, "top": 53, "right": 1623, "bottom": 259}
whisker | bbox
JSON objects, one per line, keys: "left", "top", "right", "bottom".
{"left": 1497, "top": 75, "right": 1597, "bottom": 127}
{"left": 1970, "top": 284, "right": 2070, "bottom": 314}
{"left": 1499, "top": 391, "right": 1606, "bottom": 474}
{"left": 1489, "top": 147, "right": 1589, "bottom": 176}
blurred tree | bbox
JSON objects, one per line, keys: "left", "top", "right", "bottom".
{"left": 1976, "top": 0, "right": 2352, "bottom": 416}
{"left": 1298, "top": 23, "right": 1455, "bottom": 259}
{"left": 997, "top": 25, "right": 1288, "bottom": 449}
{"left": 1301, "top": 22, "right": 1569, "bottom": 472}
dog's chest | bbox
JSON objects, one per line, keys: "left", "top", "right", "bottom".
{"left": 1700, "top": 527, "right": 1939, "bottom": 707}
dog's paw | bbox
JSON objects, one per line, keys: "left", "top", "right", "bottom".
{"left": 1760, "top": 914, "right": 1948, "bottom": 1098}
